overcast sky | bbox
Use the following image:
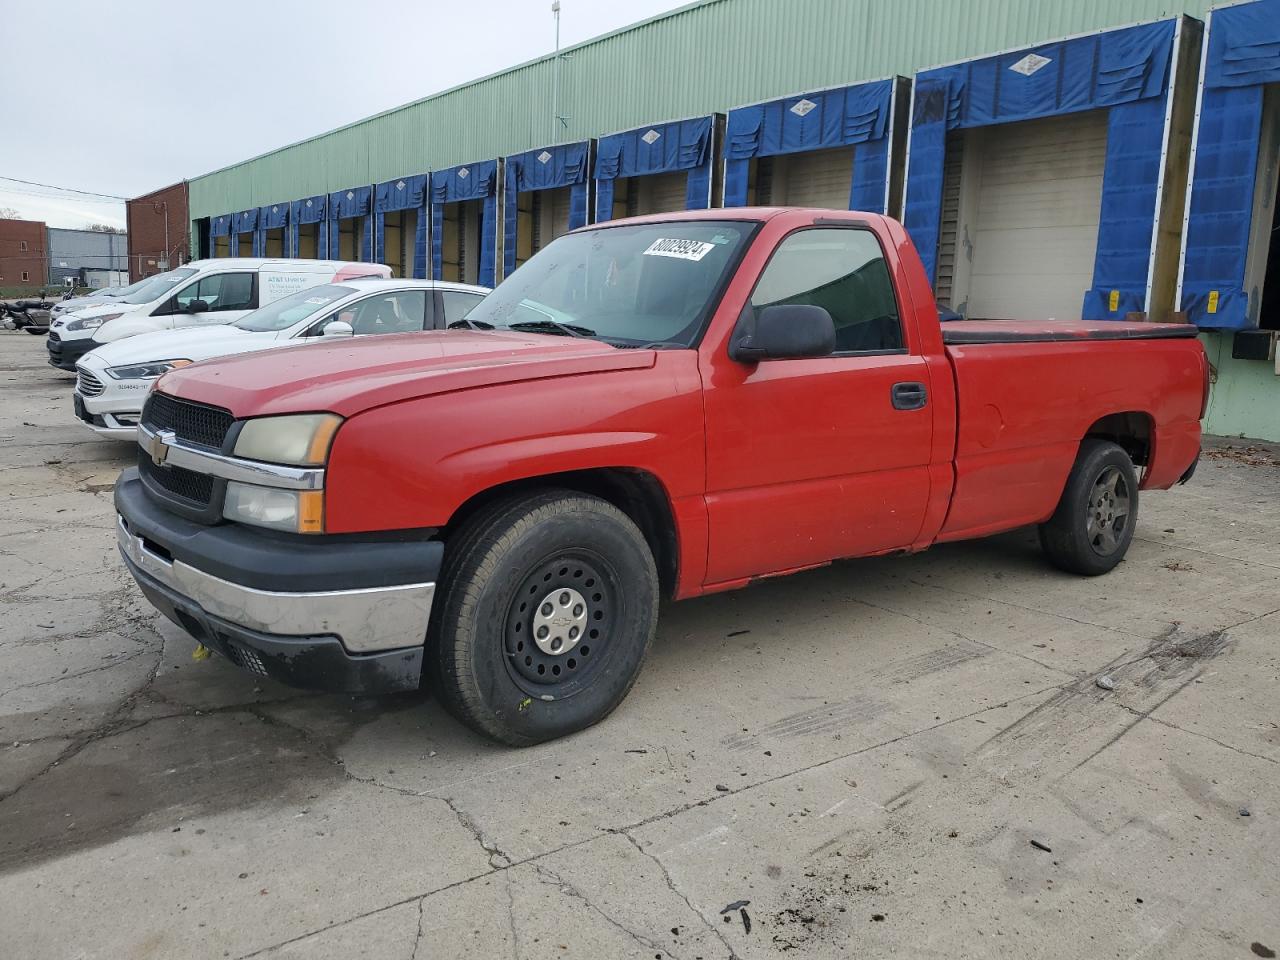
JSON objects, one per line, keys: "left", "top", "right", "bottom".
{"left": 0, "top": 0, "right": 689, "bottom": 230}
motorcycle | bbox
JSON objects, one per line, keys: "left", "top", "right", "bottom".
{"left": 0, "top": 302, "right": 51, "bottom": 334}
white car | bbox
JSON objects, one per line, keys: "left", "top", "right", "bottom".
{"left": 47, "top": 258, "right": 392, "bottom": 371}
{"left": 72, "top": 279, "right": 490, "bottom": 440}
{"left": 50, "top": 283, "right": 134, "bottom": 317}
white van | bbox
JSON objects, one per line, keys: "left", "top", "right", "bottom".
{"left": 72, "top": 279, "right": 489, "bottom": 439}
{"left": 46, "top": 258, "right": 391, "bottom": 370}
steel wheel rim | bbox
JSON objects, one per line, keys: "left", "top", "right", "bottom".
{"left": 1086, "top": 465, "right": 1131, "bottom": 556}
{"left": 504, "top": 551, "right": 616, "bottom": 699}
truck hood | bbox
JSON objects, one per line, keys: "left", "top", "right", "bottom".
{"left": 79, "top": 325, "right": 272, "bottom": 370}
{"left": 155, "top": 330, "right": 656, "bottom": 418}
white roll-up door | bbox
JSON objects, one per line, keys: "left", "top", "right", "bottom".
{"left": 635, "top": 172, "right": 687, "bottom": 215}
{"left": 963, "top": 110, "right": 1107, "bottom": 320}
{"left": 549, "top": 186, "right": 572, "bottom": 242}
{"left": 774, "top": 146, "right": 854, "bottom": 210}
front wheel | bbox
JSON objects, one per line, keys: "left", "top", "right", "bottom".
{"left": 431, "top": 490, "right": 659, "bottom": 746}
{"left": 1039, "top": 440, "right": 1139, "bottom": 576}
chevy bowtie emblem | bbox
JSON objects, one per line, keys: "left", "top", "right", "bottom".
{"left": 145, "top": 429, "right": 176, "bottom": 466}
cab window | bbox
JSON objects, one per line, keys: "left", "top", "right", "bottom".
{"left": 174, "top": 272, "right": 256, "bottom": 313}
{"left": 344, "top": 291, "right": 429, "bottom": 335}
{"left": 750, "top": 229, "right": 904, "bottom": 354}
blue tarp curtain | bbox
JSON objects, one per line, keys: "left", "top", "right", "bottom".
{"left": 232, "top": 208, "right": 261, "bottom": 256}
{"left": 503, "top": 142, "right": 590, "bottom": 278}
{"left": 1181, "top": 0, "right": 1280, "bottom": 329}
{"left": 723, "top": 80, "right": 893, "bottom": 212}
{"left": 210, "top": 214, "right": 233, "bottom": 256}
{"left": 288, "top": 195, "right": 327, "bottom": 258}
{"left": 374, "top": 174, "right": 429, "bottom": 278}
{"left": 328, "top": 186, "right": 373, "bottom": 264}
{"left": 256, "top": 203, "right": 288, "bottom": 258}
{"left": 901, "top": 19, "right": 1178, "bottom": 321}
{"left": 430, "top": 160, "right": 499, "bottom": 286}
{"left": 594, "top": 116, "right": 714, "bottom": 222}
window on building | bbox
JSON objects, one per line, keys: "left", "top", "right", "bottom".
{"left": 19, "top": 240, "right": 28, "bottom": 252}
{"left": 21, "top": 271, "right": 30, "bottom": 282}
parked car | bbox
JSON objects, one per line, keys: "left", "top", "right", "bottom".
{"left": 46, "top": 258, "right": 392, "bottom": 371}
{"left": 73, "top": 279, "right": 489, "bottom": 440}
{"left": 50, "top": 282, "right": 140, "bottom": 317}
{"left": 113, "top": 208, "right": 1207, "bottom": 745}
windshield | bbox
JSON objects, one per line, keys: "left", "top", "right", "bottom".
{"left": 464, "top": 221, "right": 753, "bottom": 347}
{"left": 107, "top": 278, "right": 150, "bottom": 297}
{"left": 233, "top": 284, "right": 356, "bottom": 332}
{"left": 118, "top": 268, "right": 198, "bottom": 304}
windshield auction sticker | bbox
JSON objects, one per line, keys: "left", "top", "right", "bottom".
{"left": 643, "top": 238, "right": 716, "bottom": 261}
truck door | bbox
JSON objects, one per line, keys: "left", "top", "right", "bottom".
{"left": 701, "top": 227, "right": 934, "bottom": 584}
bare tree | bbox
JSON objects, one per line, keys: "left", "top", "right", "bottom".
{"left": 85, "top": 223, "right": 126, "bottom": 234}
{"left": 0, "top": 206, "right": 21, "bottom": 219}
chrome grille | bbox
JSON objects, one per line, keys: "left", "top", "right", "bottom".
{"left": 142, "top": 393, "right": 234, "bottom": 449}
{"left": 76, "top": 368, "right": 105, "bottom": 398}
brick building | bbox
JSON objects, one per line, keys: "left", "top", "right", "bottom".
{"left": 0, "top": 218, "right": 48, "bottom": 292}
{"left": 125, "top": 181, "right": 189, "bottom": 281}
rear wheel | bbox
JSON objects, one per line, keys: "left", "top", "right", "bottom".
{"left": 1039, "top": 440, "right": 1139, "bottom": 576}
{"left": 431, "top": 490, "right": 659, "bottom": 746}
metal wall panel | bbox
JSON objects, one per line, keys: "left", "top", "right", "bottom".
{"left": 188, "top": 0, "right": 1215, "bottom": 220}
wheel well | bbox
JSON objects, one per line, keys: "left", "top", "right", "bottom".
{"left": 442, "top": 469, "right": 680, "bottom": 598}
{"left": 1084, "top": 412, "right": 1153, "bottom": 467}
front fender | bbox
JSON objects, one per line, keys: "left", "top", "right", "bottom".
{"left": 95, "top": 315, "right": 172, "bottom": 343}
{"left": 321, "top": 356, "right": 707, "bottom": 534}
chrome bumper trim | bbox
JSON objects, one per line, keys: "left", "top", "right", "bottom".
{"left": 117, "top": 516, "right": 433, "bottom": 653}
{"left": 138, "top": 423, "right": 324, "bottom": 491}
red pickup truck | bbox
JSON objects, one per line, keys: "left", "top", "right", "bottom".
{"left": 114, "top": 208, "right": 1206, "bottom": 745}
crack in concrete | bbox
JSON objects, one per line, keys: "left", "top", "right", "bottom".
{"left": 0, "top": 647, "right": 153, "bottom": 697}
{"left": 409, "top": 897, "right": 426, "bottom": 960}
{"left": 851, "top": 594, "right": 1078, "bottom": 680}
{"left": 0, "top": 621, "right": 166, "bottom": 803}
{"left": 1129, "top": 709, "right": 1278, "bottom": 767}
{"left": 433, "top": 793, "right": 513, "bottom": 870}
{"left": 903, "top": 574, "right": 1165, "bottom": 642}
{"left": 619, "top": 830, "right": 735, "bottom": 959}
{"left": 503, "top": 871, "right": 521, "bottom": 960}
{"left": 532, "top": 860, "right": 677, "bottom": 958}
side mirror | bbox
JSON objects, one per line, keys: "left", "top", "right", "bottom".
{"left": 185, "top": 299, "right": 210, "bottom": 314}
{"left": 729, "top": 304, "right": 836, "bottom": 362}
{"left": 322, "top": 319, "right": 354, "bottom": 338}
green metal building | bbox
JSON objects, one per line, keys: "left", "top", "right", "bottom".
{"left": 185, "top": 0, "right": 1280, "bottom": 442}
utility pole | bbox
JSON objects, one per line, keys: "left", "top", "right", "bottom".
{"left": 551, "top": 2, "right": 562, "bottom": 143}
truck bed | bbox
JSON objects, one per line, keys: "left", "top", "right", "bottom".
{"left": 937, "top": 326, "right": 1205, "bottom": 544}
{"left": 941, "top": 319, "right": 1200, "bottom": 344}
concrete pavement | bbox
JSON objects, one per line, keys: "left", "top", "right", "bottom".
{"left": 0, "top": 331, "right": 1276, "bottom": 959}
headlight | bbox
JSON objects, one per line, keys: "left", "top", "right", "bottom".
{"left": 223, "top": 481, "right": 324, "bottom": 534}
{"left": 105, "top": 359, "right": 191, "bottom": 380}
{"left": 66, "top": 312, "right": 124, "bottom": 331}
{"left": 232, "top": 413, "right": 342, "bottom": 467}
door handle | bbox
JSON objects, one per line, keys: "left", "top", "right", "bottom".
{"left": 891, "top": 381, "right": 928, "bottom": 411}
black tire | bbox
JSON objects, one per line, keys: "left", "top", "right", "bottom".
{"left": 430, "top": 489, "right": 659, "bottom": 746}
{"left": 1038, "top": 439, "right": 1139, "bottom": 576}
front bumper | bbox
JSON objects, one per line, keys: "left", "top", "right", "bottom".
{"left": 115, "top": 470, "right": 443, "bottom": 693}
{"left": 46, "top": 333, "right": 94, "bottom": 370}
{"left": 73, "top": 364, "right": 148, "bottom": 440}
{"left": 72, "top": 392, "right": 139, "bottom": 440}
